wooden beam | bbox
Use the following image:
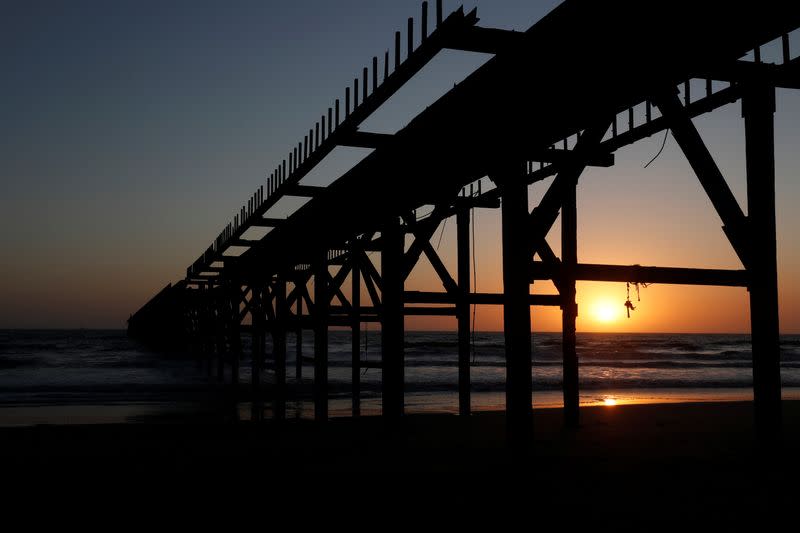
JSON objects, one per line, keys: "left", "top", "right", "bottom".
{"left": 283, "top": 184, "right": 325, "bottom": 197}
{"left": 274, "top": 278, "right": 287, "bottom": 421}
{"left": 296, "top": 292, "right": 303, "bottom": 381}
{"left": 456, "top": 207, "right": 471, "bottom": 416}
{"left": 351, "top": 241, "right": 361, "bottom": 417}
{"left": 250, "top": 218, "right": 285, "bottom": 227}
{"left": 313, "top": 253, "right": 328, "bottom": 422}
{"left": 338, "top": 130, "right": 394, "bottom": 149}
{"left": 535, "top": 238, "right": 563, "bottom": 294}
{"left": 404, "top": 290, "right": 561, "bottom": 306}
{"left": 530, "top": 148, "right": 615, "bottom": 167}
{"left": 502, "top": 174, "right": 532, "bottom": 446}
{"left": 231, "top": 239, "right": 260, "bottom": 247}
{"left": 561, "top": 167, "right": 579, "bottom": 428}
{"left": 530, "top": 262, "right": 749, "bottom": 287}
{"left": 743, "top": 82, "right": 781, "bottom": 439}
{"left": 382, "top": 217, "right": 405, "bottom": 419}
{"left": 402, "top": 208, "right": 446, "bottom": 280}
{"left": 654, "top": 91, "right": 750, "bottom": 267}
{"left": 702, "top": 60, "right": 800, "bottom": 90}
{"left": 359, "top": 249, "right": 383, "bottom": 291}
{"left": 444, "top": 25, "right": 527, "bottom": 54}
{"left": 524, "top": 121, "right": 611, "bottom": 252}
{"left": 422, "top": 241, "right": 459, "bottom": 294}
{"left": 452, "top": 195, "right": 501, "bottom": 210}
{"left": 404, "top": 306, "right": 457, "bottom": 316}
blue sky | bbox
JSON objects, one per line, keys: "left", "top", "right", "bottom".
{"left": 1, "top": 0, "right": 799, "bottom": 331}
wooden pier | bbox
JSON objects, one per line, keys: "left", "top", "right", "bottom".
{"left": 128, "top": 0, "right": 800, "bottom": 442}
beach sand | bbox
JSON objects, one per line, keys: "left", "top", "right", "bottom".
{"left": 2, "top": 401, "right": 797, "bottom": 521}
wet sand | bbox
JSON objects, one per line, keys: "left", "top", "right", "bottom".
{"left": 2, "top": 401, "right": 797, "bottom": 522}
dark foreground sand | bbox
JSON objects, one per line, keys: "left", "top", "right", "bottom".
{"left": 2, "top": 401, "right": 797, "bottom": 521}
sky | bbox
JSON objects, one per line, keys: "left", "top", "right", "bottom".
{"left": 1, "top": 0, "right": 798, "bottom": 332}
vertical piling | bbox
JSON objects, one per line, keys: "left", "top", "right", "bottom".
{"left": 562, "top": 168, "right": 579, "bottom": 428}
{"left": 314, "top": 251, "right": 329, "bottom": 422}
{"left": 274, "top": 277, "right": 287, "bottom": 421}
{"left": 501, "top": 176, "right": 533, "bottom": 445}
{"left": 456, "top": 207, "right": 471, "bottom": 416}
{"left": 216, "top": 289, "right": 226, "bottom": 382}
{"left": 743, "top": 82, "right": 782, "bottom": 440}
{"left": 351, "top": 243, "right": 361, "bottom": 416}
{"left": 230, "top": 287, "right": 240, "bottom": 388}
{"left": 382, "top": 216, "right": 405, "bottom": 420}
{"left": 251, "top": 286, "right": 263, "bottom": 421}
{"left": 296, "top": 285, "right": 303, "bottom": 381}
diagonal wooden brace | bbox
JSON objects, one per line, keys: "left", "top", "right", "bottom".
{"left": 654, "top": 90, "right": 750, "bottom": 268}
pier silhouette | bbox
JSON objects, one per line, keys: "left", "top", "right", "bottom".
{"left": 128, "top": 0, "right": 800, "bottom": 445}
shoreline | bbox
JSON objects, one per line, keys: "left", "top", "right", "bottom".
{"left": 2, "top": 386, "right": 800, "bottom": 427}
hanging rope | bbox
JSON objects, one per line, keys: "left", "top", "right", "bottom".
{"left": 644, "top": 130, "right": 670, "bottom": 168}
{"left": 435, "top": 217, "right": 448, "bottom": 251}
{"left": 624, "top": 282, "right": 636, "bottom": 318}
{"left": 624, "top": 281, "right": 650, "bottom": 318}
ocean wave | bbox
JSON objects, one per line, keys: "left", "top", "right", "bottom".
{"left": 0, "top": 356, "right": 42, "bottom": 369}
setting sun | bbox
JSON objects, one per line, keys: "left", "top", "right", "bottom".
{"left": 592, "top": 300, "right": 621, "bottom": 324}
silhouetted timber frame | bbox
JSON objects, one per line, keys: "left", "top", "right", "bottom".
{"left": 128, "top": 0, "right": 800, "bottom": 444}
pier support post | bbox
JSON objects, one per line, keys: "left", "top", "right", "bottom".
{"left": 456, "top": 207, "right": 471, "bottom": 416}
{"left": 314, "top": 251, "right": 329, "bottom": 422}
{"left": 251, "top": 286, "right": 264, "bottom": 421}
{"left": 382, "top": 216, "right": 405, "bottom": 420}
{"left": 203, "top": 283, "right": 214, "bottom": 378}
{"left": 501, "top": 176, "right": 533, "bottom": 444}
{"left": 296, "top": 287, "right": 303, "bottom": 380}
{"left": 351, "top": 243, "right": 362, "bottom": 416}
{"left": 562, "top": 169, "right": 579, "bottom": 428}
{"left": 229, "top": 286, "right": 241, "bottom": 389}
{"left": 274, "top": 277, "right": 287, "bottom": 421}
{"left": 743, "top": 82, "right": 781, "bottom": 439}
{"left": 216, "top": 287, "right": 226, "bottom": 382}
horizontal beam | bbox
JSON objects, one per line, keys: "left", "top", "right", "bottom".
{"left": 479, "top": 81, "right": 746, "bottom": 206}
{"left": 330, "top": 305, "right": 379, "bottom": 315}
{"left": 282, "top": 185, "right": 325, "bottom": 197}
{"left": 530, "top": 262, "right": 749, "bottom": 287}
{"left": 338, "top": 130, "right": 394, "bottom": 149}
{"left": 231, "top": 239, "right": 260, "bottom": 247}
{"left": 530, "top": 148, "right": 615, "bottom": 167}
{"left": 444, "top": 25, "right": 527, "bottom": 54}
{"left": 250, "top": 218, "right": 285, "bottom": 227}
{"left": 702, "top": 60, "right": 800, "bottom": 90}
{"left": 404, "top": 306, "right": 458, "bottom": 316}
{"left": 452, "top": 195, "right": 501, "bottom": 209}
{"left": 404, "top": 291, "right": 562, "bottom": 306}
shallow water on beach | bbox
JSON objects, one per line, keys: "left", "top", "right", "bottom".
{"left": 1, "top": 330, "right": 798, "bottom": 425}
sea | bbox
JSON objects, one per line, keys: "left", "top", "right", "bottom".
{"left": 1, "top": 329, "right": 799, "bottom": 426}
